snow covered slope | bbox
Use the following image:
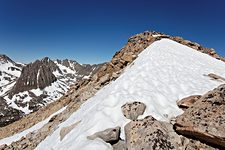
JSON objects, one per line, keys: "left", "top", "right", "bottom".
{"left": 36, "top": 39, "right": 225, "bottom": 150}
{"left": 0, "top": 56, "right": 22, "bottom": 96}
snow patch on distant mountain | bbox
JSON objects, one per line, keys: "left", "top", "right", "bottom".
{"left": 0, "top": 56, "right": 22, "bottom": 96}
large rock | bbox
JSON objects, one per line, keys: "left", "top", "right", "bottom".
{"left": 125, "top": 115, "right": 175, "bottom": 150}
{"left": 0, "top": 97, "right": 24, "bottom": 127}
{"left": 87, "top": 126, "right": 121, "bottom": 144}
{"left": 125, "top": 115, "right": 217, "bottom": 150}
{"left": 177, "top": 95, "right": 201, "bottom": 110}
{"left": 121, "top": 101, "right": 146, "bottom": 120}
{"left": 175, "top": 84, "right": 225, "bottom": 148}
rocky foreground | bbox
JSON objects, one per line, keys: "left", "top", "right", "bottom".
{"left": 87, "top": 84, "right": 225, "bottom": 150}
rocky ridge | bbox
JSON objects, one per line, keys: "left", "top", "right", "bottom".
{"left": 0, "top": 56, "right": 102, "bottom": 127}
{"left": 0, "top": 31, "right": 224, "bottom": 149}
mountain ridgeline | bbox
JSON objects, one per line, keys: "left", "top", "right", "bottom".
{"left": 0, "top": 55, "right": 103, "bottom": 127}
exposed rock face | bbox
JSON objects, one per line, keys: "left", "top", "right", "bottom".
{"left": 121, "top": 101, "right": 146, "bottom": 120}
{"left": 10, "top": 58, "right": 57, "bottom": 96}
{"left": 171, "top": 37, "right": 223, "bottom": 61}
{"left": 125, "top": 116, "right": 175, "bottom": 150}
{"left": 177, "top": 95, "right": 201, "bottom": 110}
{"left": 87, "top": 126, "right": 121, "bottom": 144}
{"left": 175, "top": 84, "right": 225, "bottom": 148}
{"left": 161, "top": 121, "right": 218, "bottom": 150}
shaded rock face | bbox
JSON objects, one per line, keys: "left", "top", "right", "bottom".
{"left": 177, "top": 95, "right": 201, "bottom": 110}
{"left": 121, "top": 101, "right": 146, "bottom": 120}
{"left": 175, "top": 84, "right": 225, "bottom": 148}
{"left": 0, "top": 97, "right": 24, "bottom": 127}
{"left": 112, "top": 140, "right": 126, "bottom": 150}
{"left": 125, "top": 116, "right": 175, "bottom": 150}
{"left": 87, "top": 126, "right": 121, "bottom": 144}
{"left": 10, "top": 58, "right": 57, "bottom": 96}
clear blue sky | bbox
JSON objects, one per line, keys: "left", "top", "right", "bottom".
{"left": 0, "top": 0, "right": 224, "bottom": 64}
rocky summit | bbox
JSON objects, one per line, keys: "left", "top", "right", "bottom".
{"left": 0, "top": 31, "right": 225, "bottom": 150}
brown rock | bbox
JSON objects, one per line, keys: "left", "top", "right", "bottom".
{"left": 208, "top": 73, "right": 225, "bottom": 81}
{"left": 177, "top": 95, "right": 201, "bottom": 110}
{"left": 175, "top": 84, "right": 225, "bottom": 148}
{"left": 125, "top": 116, "right": 175, "bottom": 150}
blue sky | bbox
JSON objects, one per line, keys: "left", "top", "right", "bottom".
{"left": 0, "top": 0, "right": 224, "bottom": 64}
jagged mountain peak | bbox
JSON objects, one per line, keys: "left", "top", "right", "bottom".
{"left": 0, "top": 54, "right": 15, "bottom": 64}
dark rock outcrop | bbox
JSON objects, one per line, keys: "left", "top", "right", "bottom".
{"left": 0, "top": 97, "right": 24, "bottom": 127}
{"left": 175, "top": 84, "right": 225, "bottom": 148}
{"left": 10, "top": 58, "right": 57, "bottom": 96}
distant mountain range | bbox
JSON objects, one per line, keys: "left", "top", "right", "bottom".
{"left": 0, "top": 54, "right": 103, "bottom": 126}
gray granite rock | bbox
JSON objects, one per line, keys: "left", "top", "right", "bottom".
{"left": 121, "top": 101, "right": 146, "bottom": 120}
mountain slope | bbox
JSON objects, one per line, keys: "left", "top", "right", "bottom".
{"left": 36, "top": 39, "right": 225, "bottom": 149}
{"left": 0, "top": 55, "right": 23, "bottom": 96}
{"left": 0, "top": 56, "right": 102, "bottom": 127}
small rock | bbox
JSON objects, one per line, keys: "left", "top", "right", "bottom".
{"left": 99, "top": 74, "right": 110, "bottom": 85}
{"left": 121, "top": 101, "right": 146, "bottom": 120}
{"left": 177, "top": 95, "right": 201, "bottom": 110}
{"left": 87, "top": 126, "right": 120, "bottom": 144}
{"left": 60, "top": 120, "right": 81, "bottom": 141}
{"left": 208, "top": 73, "right": 225, "bottom": 81}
